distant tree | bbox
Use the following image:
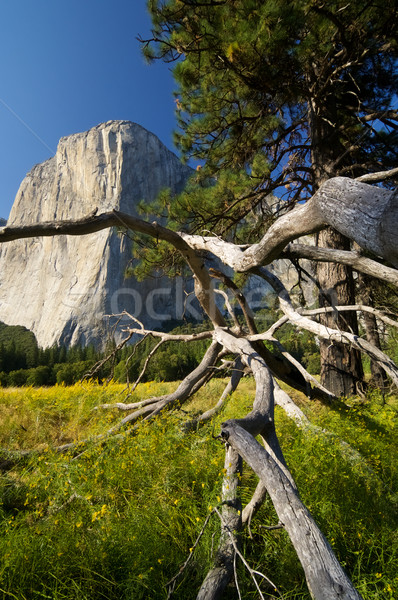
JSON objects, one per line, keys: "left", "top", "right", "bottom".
{"left": 0, "top": 322, "right": 39, "bottom": 372}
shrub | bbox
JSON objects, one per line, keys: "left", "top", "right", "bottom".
{"left": 26, "top": 366, "right": 52, "bottom": 387}
{"left": 55, "top": 361, "right": 93, "bottom": 385}
{"left": 7, "top": 369, "right": 29, "bottom": 387}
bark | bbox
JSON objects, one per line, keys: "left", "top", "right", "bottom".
{"left": 252, "top": 268, "right": 398, "bottom": 388}
{"left": 183, "top": 357, "right": 244, "bottom": 431}
{"left": 181, "top": 178, "right": 398, "bottom": 270}
{"left": 1, "top": 178, "right": 396, "bottom": 274}
{"left": 220, "top": 422, "right": 363, "bottom": 600}
{"left": 317, "top": 228, "right": 364, "bottom": 397}
{"left": 284, "top": 243, "right": 398, "bottom": 286}
{"left": 213, "top": 328, "right": 362, "bottom": 599}
{"left": 357, "top": 273, "right": 388, "bottom": 388}
{"left": 196, "top": 445, "right": 242, "bottom": 600}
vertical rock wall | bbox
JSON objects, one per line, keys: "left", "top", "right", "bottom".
{"left": 0, "top": 121, "right": 193, "bottom": 348}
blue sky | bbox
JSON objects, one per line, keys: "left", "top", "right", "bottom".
{"left": 0, "top": 1, "right": 178, "bottom": 219}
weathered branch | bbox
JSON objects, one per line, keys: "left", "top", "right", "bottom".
{"left": 124, "top": 327, "right": 213, "bottom": 342}
{"left": 0, "top": 210, "right": 225, "bottom": 327}
{"left": 283, "top": 243, "right": 398, "bottom": 285}
{"left": 254, "top": 267, "right": 398, "bottom": 388}
{"left": 183, "top": 357, "right": 244, "bottom": 431}
{"left": 209, "top": 268, "right": 331, "bottom": 400}
{"left": 268, "top": 335, "right": 335, "bottom": 399}
{"left": 212, "top": 506, "right": 282, "bottom": 599}
{"left": 214, "top": 288, "right": 242, "bottom": 330}
{"left": 214, "top": 333, "right": 363, "bottom": 598}
{"left": 197, "top": 445, "right": 242, "bottom": 600}
{"left": 210, "top": 268, "right": 256, "bottom": 334}
{"left": 356, "top": 166, "right": 398, "bottom": 183}
{"left": 182, "top": 177, "right": 398, "bottom": 270}
{"left": 107, "top": 341, "right": 222, "bottom": 432}
{"left": 132, "top": 339, "right": 166, "bottom": 390}
{"left": 220, "top": 422, "right": 363, "bottom": 600}
{"left": 1, "top": 178, "right": 396, "bottom": 280}
{"left": 301, "top": 304, "right": 398, "bottom": 329}
{"left": 273, "top": 382, "right": 388, "bottom": 484}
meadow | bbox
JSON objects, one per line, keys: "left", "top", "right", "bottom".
{"left": 0, "top": 380, "right": 397, "bottom": 599}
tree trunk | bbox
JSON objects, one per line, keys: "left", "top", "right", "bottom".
{"left": 196, "top": 445, "right": 242, "bottom": 600}
{"left": 310, "top": 94, "right": 365, "bottom": 398}
{"left": 357, "top": 273, "right": 387, "bottom": 389}
{"left": 221, "top": 422, "right": 363, "bottom": 600}
{"left": 317, "top": 229, "right": 364, "bottom": 397}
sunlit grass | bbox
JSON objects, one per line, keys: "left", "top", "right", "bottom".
{"left": 0, "top": 380, "right": 397, "bottom": 599}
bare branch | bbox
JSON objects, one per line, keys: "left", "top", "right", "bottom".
{"left": 220, "top": 422, "right": 363, "bottom": 600}
{"left": 267, "top": 336, "right": 335, "bottom": 399}
{"left": 183, "top": 357, "right": 244, "bottom": 431}
{"left": 274, "top": 383, "right": 388, "bottom": 485}
{"left": 124, "top": 327, "right": 213, "bottom": 342}
{"left": 356, "top": 166, "right": 398, "bottom": 183}
{"left": 183, "top": 178, "right": 398, "bottom": 270}
{"left": 283, "top": 243, "right": 398, "bottom": 285}
{"left": 132, "top": 339, "right": 166, "bottom": 390}
{"left": 210, "top": 268, "right": 257, "bottom": 334}
{"left": 1, "top": 177, "right": 396, "bottom": 278}
{"left": 302, "top": 305, "right": 398, "bottom": 329}
{"left": 214, "top": 288, "right": 242, "bottom": 330}
{"left": 197, "top": 446, "right": 243, "bottom": 600}
{"left": 254, "top": 267, "right": 398, "bottom": 388}
{"left": 83, "top": 328, "right": 135, "bottom": 381}
{"left": 212, "top": 506, "right": 282, "bottom": 599}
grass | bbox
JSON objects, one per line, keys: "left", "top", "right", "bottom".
{"left": 0, "top": 380, "right": 397, "bottom": 599}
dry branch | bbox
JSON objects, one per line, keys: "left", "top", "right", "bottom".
{"left": 1, "top": 177, "right": 397, "bottom": 277}
{"left": 197, "top": 445, "right": 242, "bottom": 600}
{"left": 221, "top": 422, "right": 363, "bottom": 600}
{"left": 182, "top": 178, "right": 398, "bottom": 270}
{"left": 273, "top": 383, "right": 388, "bottom": 484}
{"left": 254, "top": 267, "right": 398, "bottom": 388}
{"left": 214, "top": 331, "right": 363, "bottom": 598}
{"left": 183, "top": 357, "right": 244, "bottom": 431}
{"left": 301, "top": 304, "right": 398, "bottom": 328}
{"left": 283, "top": 243, "right": 398, "bottom": 285}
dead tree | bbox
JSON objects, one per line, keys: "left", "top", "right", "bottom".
{"left": 0, "top": 174, "right": 397, "bottom": 599}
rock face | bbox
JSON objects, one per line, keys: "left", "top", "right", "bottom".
{"left": 0, "top": 121, "right": 193, "bottom": 348}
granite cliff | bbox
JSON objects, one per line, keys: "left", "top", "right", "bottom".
{"left": 0, "top": 121, "right": 193, "bottom": 348}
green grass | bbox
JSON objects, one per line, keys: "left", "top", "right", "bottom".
{"left": 0, "top": 381, "right": 397, "bottom": 599}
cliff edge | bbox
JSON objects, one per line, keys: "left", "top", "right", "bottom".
{"left": 0, "top": 121, "right": 192, "bottom": 348}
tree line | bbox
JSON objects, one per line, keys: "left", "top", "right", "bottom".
{"left": 0, "top": 316, "right": 328, "bottom": 388}
{"left": 0, "top": 320, "right": 213, "bottom": 387}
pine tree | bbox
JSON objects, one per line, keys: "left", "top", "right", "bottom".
{"left": 143, "top": 0, "right": 398, "bottom": 394}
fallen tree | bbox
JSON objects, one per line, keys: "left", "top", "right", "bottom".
{"left": 0, "top": 173, "right": 397, "bottom": 599}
